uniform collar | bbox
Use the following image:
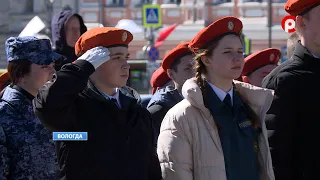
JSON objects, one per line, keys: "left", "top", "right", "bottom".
{"left": 295, "top": 42, "right": 319, "bottom": 60}
{"left": 312, "top": 54, "right": 320, "bottom": 59}
{"left": 100, "top": 88, "right": 119, "bottom": 99}
{"left": 11, "top": 85, "right": 35, "bottom": 102}
{"left": 1, "top": 86, "right": 36, "bottom": 120}
{"left": 99, "top": 88, "right": 121, "bottom": 108}
{"left": 207, "top": 81, "right": 233, "bottom": 105}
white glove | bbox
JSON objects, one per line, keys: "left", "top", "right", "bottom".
{"left": 77, "top": 46, "right": 110, "bottom": 69}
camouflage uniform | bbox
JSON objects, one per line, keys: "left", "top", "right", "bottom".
{"left": 0, "top": 36, "right": 61, "bottom": 180}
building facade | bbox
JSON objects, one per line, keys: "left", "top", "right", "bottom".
{"left": 79, "top": 0, "right": 287, "bottom": 26}
{"left": 0, "top": 0, "right": 290, "bottom": 93}
{"left": 0, "top": 0, "right": 289, "bottom": 62}
{"left": 78, "top": 0, "right": 289, "bottom": 59}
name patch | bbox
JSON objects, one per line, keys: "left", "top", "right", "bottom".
{"left": 238, "top": 120, "right": 252, "bottom": 129}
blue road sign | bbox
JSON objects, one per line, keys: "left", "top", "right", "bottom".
{"left": 146, "top": 8, "right": 159, "bottom": 24}
{"left": 142, "top": 4, "right": 162, "bottom": 28}
{"left": 148, "top": 46, "right": 159, "bottom": 61}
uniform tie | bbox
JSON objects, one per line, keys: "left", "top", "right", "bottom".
{"left": 223, "top": 93, "right": 233, "bottom": 111}
{"left": 111, "top": 98, "right": 119, "bottom": 109}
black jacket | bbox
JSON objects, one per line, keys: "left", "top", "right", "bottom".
{"left": 262, "top": 42, "right": 320, "bottom": 180}
{"left": 33, "top": 60, "right": 162, "bottom": 180}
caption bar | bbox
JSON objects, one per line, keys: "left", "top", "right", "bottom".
{"left": 53, "top": 132, "right": 88, "bottom": 141}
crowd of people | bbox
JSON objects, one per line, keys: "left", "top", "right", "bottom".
{"left": 0, "top": 0, "right": 319, "bottom": 179}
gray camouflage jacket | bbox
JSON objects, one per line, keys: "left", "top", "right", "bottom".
{"left": 0, "top": 86, "right": 57, "bottom": 180}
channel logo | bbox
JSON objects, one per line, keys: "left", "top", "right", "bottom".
{"left": 53, "top": 132, "right": 88, "bottom": 141}
{"left": 281, "top": 16, "right": 296, "bottom": 33}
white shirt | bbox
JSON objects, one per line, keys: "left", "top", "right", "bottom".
{"left": 100, "top": 88, "right": 122, "bottom": 108}
{"left": 207, "top": 82, "right": 233, "bottom": 105}
{"left": 312, "top": 54, "right": 319, "bottom": 59}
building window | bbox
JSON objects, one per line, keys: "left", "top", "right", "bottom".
{"left": 25, "top": 0, "right": 34, "bottom": 12}
{"left": 106, "top": 0, "right": 126, "bottom": 7}
{"left": 240, "top": 0, "right": 258, "bottom": 2}
{"left": 133, "top": 0, "right": 152, "bottom": 7}
{"left": 212, "top": 0, "right": 232, "bottom": 5}
{"left": 140, "top": 0, "right": 152, "bottom": 3}
{"left": 163, "top": 0, "right": 181, "bottom": 5}
{"left": 271, "top": 0, "right": 286, "bottom": 2}
{"left": 243, "top": 0, "right": 285, "bottom": 2}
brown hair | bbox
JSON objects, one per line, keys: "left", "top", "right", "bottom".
{"left": 193, "top": 33, "right": 258, "bottom": 128}
{"left": 7, "top": 60, "right": 32, "bottom": 85}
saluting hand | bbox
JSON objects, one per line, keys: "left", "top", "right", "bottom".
{"left": 77, "top": 46, "right": 110, "bottom": 69}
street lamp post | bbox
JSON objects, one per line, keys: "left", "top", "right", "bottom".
{"left": 268, "top": 0, "right": 272, "bottom": 48}
{"left": 45, "top": 0, "right": 55, "bottom": 39}
{"left": 99, "top": 0, "right": 103, "bottom": 25}
{"left": 192, "top": 0, "right": 197, "bottom": 23}
{"left": 143, "top": 27, "right": 155, "bottom": 59}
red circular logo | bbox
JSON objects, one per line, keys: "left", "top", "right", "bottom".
{"left": 281, "top": 16, "right": 296, "bottom": 33}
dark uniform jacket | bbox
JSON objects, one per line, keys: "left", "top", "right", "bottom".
{"left": 204, "top": 83, "right": 260, "bottom": 180}
{"left": 33, "top": 60, "right": 162, "bottom": 180}
{"left": 262, "top": 42, "right": 320, "bottom": 180}
{"left": 147, "top": 86, "right": 183, "bottom": 140}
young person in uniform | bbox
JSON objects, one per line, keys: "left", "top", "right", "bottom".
{"left": 147, "top": 42, "right": 194, "bottom": 140}
{"left": 150, "top": 67, "right": 171, "bottom": 95}
{"left": 140, "top": 67, "right": 171, "bottom": 108}
{"left": 262, "top": 0, "right": 320, "bottom": 179}
{"left": 0, "top": 36, "right": 60, "bottom": 180}
{"left": 241, "top": 48, "right": 280, "bottom": 87}
{"left": 33, "top": 27, "right": 162, "bottom": 180}
{"left": 157, "top": 16, "right": 275, "bottom": 180}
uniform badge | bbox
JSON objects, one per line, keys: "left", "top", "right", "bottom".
{"left": 122, "top": 32, "right": 127, "bottom": 42}
{"left": 238, "top": 120, "right": 252, "bottom": 129}
{"left": 270, "top": 53, "right": 275, "bottom": 62}
{"left": 228, "top": 21, "right": 234, "bottom": 30}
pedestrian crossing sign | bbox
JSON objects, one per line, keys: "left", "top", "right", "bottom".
{"left": 142, "top": 4, "right": 162, "bottom": 28}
